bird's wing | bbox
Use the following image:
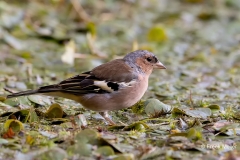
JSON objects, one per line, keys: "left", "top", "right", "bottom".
{"left": 42, "top": 59, "right": 138, "bottom": 95}
{"left": 7, "top": 59, "right": 138, "bottom": 98}
{"left": 91, "top": 59, "right": 138, "bottom": 82}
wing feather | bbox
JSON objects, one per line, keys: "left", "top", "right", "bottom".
{"left": 42, "top": 59, "right": 138, "bottom": 95}
{"left": 7, "top": 59, "right": 138, "bottom": 98}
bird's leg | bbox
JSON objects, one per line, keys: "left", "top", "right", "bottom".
{"left": 99, "top": 111, "right": 116, "bottom": 125}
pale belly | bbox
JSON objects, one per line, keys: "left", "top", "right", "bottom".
{"left": 76, "top": 79, "right": 148, "bottom": 112}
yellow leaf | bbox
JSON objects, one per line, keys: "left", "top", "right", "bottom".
{"left": 147, "top": 26, "right": 167, "bottom": 42}
{"left": 86, "top": 22, "right": 97, "bottom": 38}
{"left": 4, "top": 119, "right": 23, "bottom": 133}
{"left": 45, "top": 103, "right": 63, "bottom": 118}
{"left": 26, "top": 135, "right": 34, "bottom": 145}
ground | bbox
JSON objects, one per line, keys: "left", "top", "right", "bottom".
{"left": 0, "top": 0, "right": 240, "bottom": 159}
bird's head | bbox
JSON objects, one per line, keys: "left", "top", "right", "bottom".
{"left": 123, "top": 50, "right": 166, "bottom": 75}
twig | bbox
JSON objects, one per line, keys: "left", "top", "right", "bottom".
{"left": 189, "top": 90, "right": 194, "bottom": 108}
{"left": 4, "top": 87, "right": 15, "bottom": 94}
{"left": 70, "top": 0, "right": 91, "bottom": 22}
{"left": 86, "top": 33, "right": 107, "bottom": 58}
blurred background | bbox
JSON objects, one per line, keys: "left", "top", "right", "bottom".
{"left": 1, "top": 0, "right": 240, "bottom": 105}
{"left": 1, "top": 1, "right": 240, "bottom": 159}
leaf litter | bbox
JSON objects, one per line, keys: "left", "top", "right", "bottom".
{"left": 0, "top": 0, "right": 240, "bottom": 159}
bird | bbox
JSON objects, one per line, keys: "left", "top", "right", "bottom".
{"left": 7, "top": 50, "right": 166, "bottom": 125}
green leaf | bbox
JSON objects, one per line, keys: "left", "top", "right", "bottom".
{"left": 67, "top": 143, "right": 92, "bottom": 157}
{"left": 28, "top": 95, "right": 51, "bottom": 106}
{"left": 172, "top": 107, "right": 211, "bottom": 118}
{"left": 4, "top": 119, "right": 23, "bottom": 133}
{"left": 36, "top": 147, "right": 67, "bottom": 160}
{"left": 0, "top": 101, "right": 13, "bottom": 109}
{"left": 123, "top": 122, "right": 149, "bottom": 132}
{"left": 4, "top": 98, "right": 19, "bottom": 107}
{"left": 75, "top": 129, "right": 99, "bottom": 144}
{"left": 0, "top": 138, "right": 8, "bottom": 144}
{"left": 187, "top": 128, "right": 203, "bottom": 141}
{"left": 111, "top": 154, "right": 134, "bottom": 160}
{"left": 95, "top": 146, "right": 115, "bottom": 156}
{"left": 144, "top": 98, "right": 172, "bottom": 117}
{"left": 206, "top": 104, "right": 220, "bottom": 112}
{"left": 224, "top": 128, "right": 240, "bottom": 136}
{"left": 29, "top": 108, "right": 39, "bottom": 122}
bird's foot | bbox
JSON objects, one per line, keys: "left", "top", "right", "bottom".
{"left": 99, "top": 111, "right": 116, "bottom": 126}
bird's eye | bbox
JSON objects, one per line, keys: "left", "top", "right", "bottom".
{"left": 146, "top": 57, "right": 152, "bottom": 62}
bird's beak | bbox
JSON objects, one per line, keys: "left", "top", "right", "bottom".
{"left": 154, "top": 61, "right": 166, "bottom": 69}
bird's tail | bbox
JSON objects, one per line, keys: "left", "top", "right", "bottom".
{"left": 7, "top": 84, "right": 60, "bottom": 98}
{"left": 7, "top": 90, "right": 38, "bottom": 98}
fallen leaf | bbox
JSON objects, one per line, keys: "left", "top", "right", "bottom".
{"left": 61, "top": 40, "right": 76, "bottom": 65}
{"left": 45, "top": 103, "right": 63, "bottom": 118}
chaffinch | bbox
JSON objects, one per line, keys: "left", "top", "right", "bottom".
{"left": 7, "top": 50, "right": 166, "bottom": 125}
